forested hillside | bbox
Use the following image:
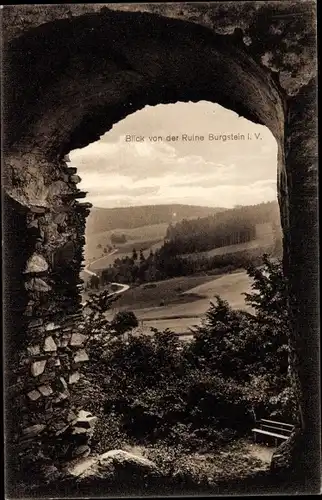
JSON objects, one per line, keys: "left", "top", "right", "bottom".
{"left": 165, "top": 201, "right": 281, "bottom": 254}
{"left": 86, "top": 204, "right": 225, "bottom": 235}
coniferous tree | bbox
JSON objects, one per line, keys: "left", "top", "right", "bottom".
{"left": 132, "top": 248, "right": 138, "bottom": 261}
{"left": 139, "top": 249, "right": 145, "bottom": 263}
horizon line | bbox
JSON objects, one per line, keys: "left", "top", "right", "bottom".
{"left": 91, "top": 200, "right": 278, "bottom": 210}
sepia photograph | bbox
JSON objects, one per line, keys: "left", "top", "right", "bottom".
{"left": 2, "top": 2, "right": 319, "bottom": 498}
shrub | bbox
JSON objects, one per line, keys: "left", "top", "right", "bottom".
{"left": 111, "top": 311, "right": 139, "bottom": 336}
{"left": 82, "top": 256, "right": 297, "bottom": 452}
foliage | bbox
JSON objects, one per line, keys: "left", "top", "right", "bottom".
{"left": 98, "top": 242, "right": 274, "bottom": 288}
{"left": 165, "top": 201, "right": 281, "bottom": 254}
{"left": 111, "top": 311, "right": 139, "bottom": 336}
{"left": 111, "top": 232, "right": 127, "bottom": 244}
{"left": 82, "top": 256, "right": 297, "bottom": 453}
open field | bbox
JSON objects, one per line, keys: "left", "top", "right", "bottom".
{"left": 107, "top": 270, "right": 253, "bottom": 337}
{"left": 84, "top": 223, "right": 169, "bottom": 262}
{"left": 88, "top": 238, "right": 165, "bottom": 272}
{"left": 115, "top": 274, "right": 219, "bottom": 309}
{"left": 181, "top": 238, "right": 274, "bottom": 261}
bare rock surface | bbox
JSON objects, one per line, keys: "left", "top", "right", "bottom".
{"left": 66, "top": 448, "right": 159, "bottom": 481}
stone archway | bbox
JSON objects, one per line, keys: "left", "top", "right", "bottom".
{"left": 3, "top": 3, "right": 318, "bottom": 492}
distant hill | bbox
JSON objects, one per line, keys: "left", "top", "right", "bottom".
{"left": 85, "top": 204, "right": 225, "bottom": 235}
{"left": 164, "top": 200, "right": 282, "bottom": 255}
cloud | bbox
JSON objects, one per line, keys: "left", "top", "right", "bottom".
{"left": 69, "top": 101, "right": 278, "bottom": 208}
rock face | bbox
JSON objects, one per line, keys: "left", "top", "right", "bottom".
{"left": 66, "top": 449, "right": 159, "bottom": 481}
{"left": 2, "top": 2, "right": 319, "bottom": 494}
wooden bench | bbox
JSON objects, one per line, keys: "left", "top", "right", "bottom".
{"left": 252, "top": 418, "right": 295, "bottom": 447}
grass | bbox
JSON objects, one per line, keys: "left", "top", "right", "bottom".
{"left": 182, "top": 239, "right": 274, "bottom": 261}
{"left": 143, "top": 438, "right": 270, "bottom": 484}
{"left": 114, "top": 274, "right": 217, "bottom": 309}
{"left": 113, "top": 238, "right": 163, "bottom": 254}
{"left": 85, "top": 223, "right": 168, "bottom": 262}
{"left": 88, "top": 239, "right": 165, "bottom": 272}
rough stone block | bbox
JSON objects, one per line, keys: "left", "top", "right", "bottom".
{"left": 65, "top": 457, "right": 96, "bottom": 477}
{"left": 70, "top": 333, "right": 86, "bottom": 347}
{"left": 78, "top": 410, "right": 92, "bottom": 420}
{"left": 30, "top": 206, "right": 47, "bottom": 214}
{"left": 72, "top": 427, "right": 88, "bottom": 435}
{"left": 39, "top": 371, "right": 56, "bottom": 384}
{"left": 45, "top": 322, "right": 59, "bottom": 331}
{"left": 68, "top": 371, "right": 81, "bottom": 384}
{"left": 67, "top": 411, "right": 78, "bottom": 422}
{"left": 73, "top": 445, "right": 91, "bottom": 458}
{"left": 25, "top": 278, "right": 51, "bottom": 292}
{"left": 44, "top": 336, "right": 57, "bottom": 352}
{"left": 100, "top": 449, "right": 157, "bottom": 469}
{"left": 66, "top": 166, "right": 77, "bottom": 174}
{"left": 59, "top": 377, "right": 68, "bottom": 390}
{"left": 27, "top": 389, "right": 41, "bottom": 401}
{"left": 22, "top": 424, "right": 46, "bottom": 437}
{"left": 77, "top": 415, "right": 98, "bottom": 430}
{"left": 31, "top": 360, "right": 47, "bottom": 377}
{"left": 54, "top": 212, "right": 67, "bottom": 225}
{"left": 74, "top": 349, "right": 89, "bottom": 363}
{"left": 27, "top": 219, "right": 39, "bottom": 229}
{"left": 69, "top": 174, "right": 82, "bottom": 184}
{"left": 55, "top": 424, "right": 70, "bottom": 436}
{"left": 53, "top": 392, "right": 69, "bottom": 404}
{"left": 24, "top": 253, "right": 49, "bottom": 274}
{"left": 27, "top": 345, "right": 40, "bottom": 356}
{"left": 29, "top": 318, "right": 43, "bottom": 328}
{"left": 38, "top": 385, "right": 53, "bottom": 396}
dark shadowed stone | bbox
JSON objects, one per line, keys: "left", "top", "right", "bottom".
{"left": 70, "top": 175, "right": 81, "bottom": 184}
{"left": 58, "top": 377, "right": 68, "bottom": 390}
{"left": 73, "top": 445, "right": 91, "bottom": 458}
{"left": 30, "top": 206, "right": 47, "bottom": 214}
{"left": 27, "top": 389, "right": 41, "bottom": 400}
{"left": 22, "top": 424, "right": 46, "bottom": 437}
{"left": 27, "top": 345, "right": 40, "bottom": 355}
{"left": 53, "top": 241, "right": 76, "bottom": 268}
{"left": 38, "top": 385, "right": 53, "bottom": 396}
{"left": 27, "top": 219, "right": 39, "bottom": 229}
{"left": 54, "top": 212, "right": 67, "bottom": 225}
{"left": 25, "top": 278, "right": 51, "bottom": 292}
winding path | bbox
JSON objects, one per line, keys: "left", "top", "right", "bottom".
{"left": 84, "top": 249, "right": 119, "bottom": 276}
{"left": 83, "top": 250, "right": 130, "bottom": 299}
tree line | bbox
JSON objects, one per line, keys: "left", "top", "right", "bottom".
{"left": 86, "top": 239, "right": 281, "bottom": 290}
{"left": 165, "top": 201, "right": 281, "bottom": 254}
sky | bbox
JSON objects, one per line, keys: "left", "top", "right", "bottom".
{"left": 69, "top": 101, "right": 278, "bottom": 209}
